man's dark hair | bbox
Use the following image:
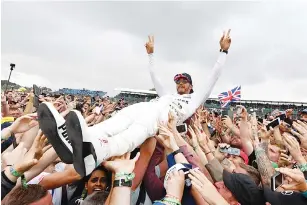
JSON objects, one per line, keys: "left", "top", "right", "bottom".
{"left": 239, "top": 163, "right": 261, "bottom": 186}
{"left": 3, "top": 184, "right": 48, "bottom": 205}
{"left": 82, "top": 191, "right": 109, "bottom": 205}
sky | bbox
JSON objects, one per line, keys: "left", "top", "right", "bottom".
{"left": 1, "top": 1, "right": 307, "bottom": 102}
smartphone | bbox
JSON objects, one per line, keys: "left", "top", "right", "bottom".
{"left": 221, "top": 110, "right": 228, "bottom": 117}
{"left": 94, "top": 107, "right": 101, "bottom": 115}
{"left": 219, "top": 147, "right": 241, "bottom": 156}
{"left": 271, "top": 172, "right": 284, "bottom": 191}
{"left": 266, "top": 118, "right": 281, "bottom": 130}
{"left": 258, "top": 118, "right": 264, "bottom": 124}
{"left": 276, "top": 113, "right": 286, "bottom": 121}
{"left": 176, "top": 124, "right": 187, "bottom": 134}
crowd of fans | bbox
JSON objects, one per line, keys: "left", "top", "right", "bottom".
{"left": 2, "top": 32, "right": 307, "bottom": 205}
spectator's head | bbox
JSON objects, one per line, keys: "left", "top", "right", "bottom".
{"left": 3, "top": 184, "right": 52, "bottom": 205}
{"left": 82, "top": 102, "right": 90, "bottom": 114}
{"left": 227, "top": 150, "right": 249, "bottom": 165}
{"left": 6, "top": 91, "right": 13, "bottom": 101}
{"left": 82, "top": 191, "right": 109, "bottom": 205}
{"left": 230, "top": 134, "right": 242, "bottom": 149}
{"left": 300, "top": 108, "right": 307, "bottom": 122}
{"left": 9, "top": 107, "right": 22, "bottom": 118}
{"left": 85, "top": 166, "right": 111, "bottom": 195}
{"left": 174, "top": 73, "right": 194, "bottom": 95}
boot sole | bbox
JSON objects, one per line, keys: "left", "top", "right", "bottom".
{"left": 66, "top": 111, "right": 97, "bottom": 177}
{"left": 38, "top": 103, "right": 73, "bottom": 164}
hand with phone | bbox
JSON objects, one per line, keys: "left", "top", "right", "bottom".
{"left": 222, "top": 115, "right": 233, "bottom": 129}
{"left": 291, "top": 121, "right": 307, "bottom": 150}
{"left": 236, "top": 105, "right": 247, "bottom": 121}
{"left": 283, "top": 133, "right": 306, "bottom": 166}
{"left": 275, "top": 168, "right": 307, "bottom": 192}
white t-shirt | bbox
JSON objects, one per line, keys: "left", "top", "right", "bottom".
{"left": 131, "top": 184, "right": 152, "bottom": 205}
{"left": 28, "top": 162, "right": 66, "bottom": 205}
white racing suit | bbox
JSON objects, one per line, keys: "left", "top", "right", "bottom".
{"left": 89, "top": 52, "right": 227, "bottom": 161}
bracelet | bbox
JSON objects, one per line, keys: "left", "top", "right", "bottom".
{"left": 220, "top": 49, "right": 228, "bottom": 54}
{"left": 298, "top": 164, "right": 307, "bottom": 172}
{"left": 10, "top": 166, "right": 22, "bottom": 177}
{"left": 172, "top": 149, "right": 182, "bottom": 157}
{"left": 165, "top": 194, "right": 181, "bottom": 202}
{"left": 10, "top": 166, "right": 28, "bottom": 188}
{"left": 115, "top": 172, "right": 135, "bottom": 182}
{"left": 163, "top": 197, "right": 181, "bottom": 205}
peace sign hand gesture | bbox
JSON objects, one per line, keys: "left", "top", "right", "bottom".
{"left": 145, "top": 35, "right": 154, "bottom": 54}
{"left": 220, "top": 29, "right": 232, "bottom": 51}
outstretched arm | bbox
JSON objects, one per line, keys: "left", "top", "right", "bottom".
{"left": 146, "top": 35, "right": 169, "bottom": 97}
{"left": 190, "top": 30, "right": 231, "bottom": 111}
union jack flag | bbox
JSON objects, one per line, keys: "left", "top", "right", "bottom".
{"left": 218, "top": 86, "right": 241, "bottom": 108}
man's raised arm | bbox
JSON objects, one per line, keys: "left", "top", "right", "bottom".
{"left": 190, "top": 29, "right": 232, "bottom": 110}
{"left": 145, "top": 35, "right": 169, "bottom": 97}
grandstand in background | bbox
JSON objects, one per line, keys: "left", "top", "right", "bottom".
{"left": 114, "top": 88, "right": 307, "bottom": 118}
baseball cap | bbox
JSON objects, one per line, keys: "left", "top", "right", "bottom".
{"left": 174, "top": 73, "right": 193, "bottom": 85}
{"left": 239, "top": 150, "right": 249, "bottom": 165}
{"left": 301, "top": 108, "right": 307, "bottom": 114}
{"left": 223, "top": 170, "right": 265, "bottom": 205}
{"left": 263, "top": 186, "right": 307, "bottom": 205}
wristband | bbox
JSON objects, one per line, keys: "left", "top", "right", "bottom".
{"left": 10, "top": 166, "right": 28, "bottom": 188}
{"left": 172, "top": 149, "right": 182, "bottom": 157}
{"left": 163, "top": 197, "right": 181, "bottom": 205}
{"left": 220, "top": 49, "right": 228, "bottom": 54}
{"left": 298, "top": 164, "right": 307, "bottom": 172}
{"left": 165, "top": 194, "right": 181, "bottom": 202}
{"left": 115, "top": 172, "right": 135, "bottom": 182}
{"left": 10, "top": 166, "right": 22, "bottom": 177}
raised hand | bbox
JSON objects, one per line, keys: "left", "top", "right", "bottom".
{"left": 145, "top": 35, "right": 154, "bottom": 54}
{"left": 220, "top": 29, "right": 232, "bottom": 51}
{"left": 276, "top": 168, "right": 307, "bottom": 192}
{"left": 157, "top": 122, "right": 179, "bottom": 154}
{"left": 282, "top": 133, "right": 306, "bottom": 164}
{"left": 236, "top": 105, "right": 248, "bottom": 121}
{"left": 188, "top": 126, "right": 199, "bottom": 148}
{"left": 9, "top": 113, "right": 38, "bottom": 134}
{"left": 102, "top": 152, "right": 140, "bottom": 173}
{"left": 291, "top": 121, "right": 307, "bottom": 149}
{"left": 14, "top": 130, "right": 50, "bottom": 173}
{"left": 165, "top": 170, "right": 185, "bottom": 201}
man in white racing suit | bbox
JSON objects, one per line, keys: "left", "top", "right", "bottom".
{"left": 38, "top": 30, "right": 232, "bottom": 177}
